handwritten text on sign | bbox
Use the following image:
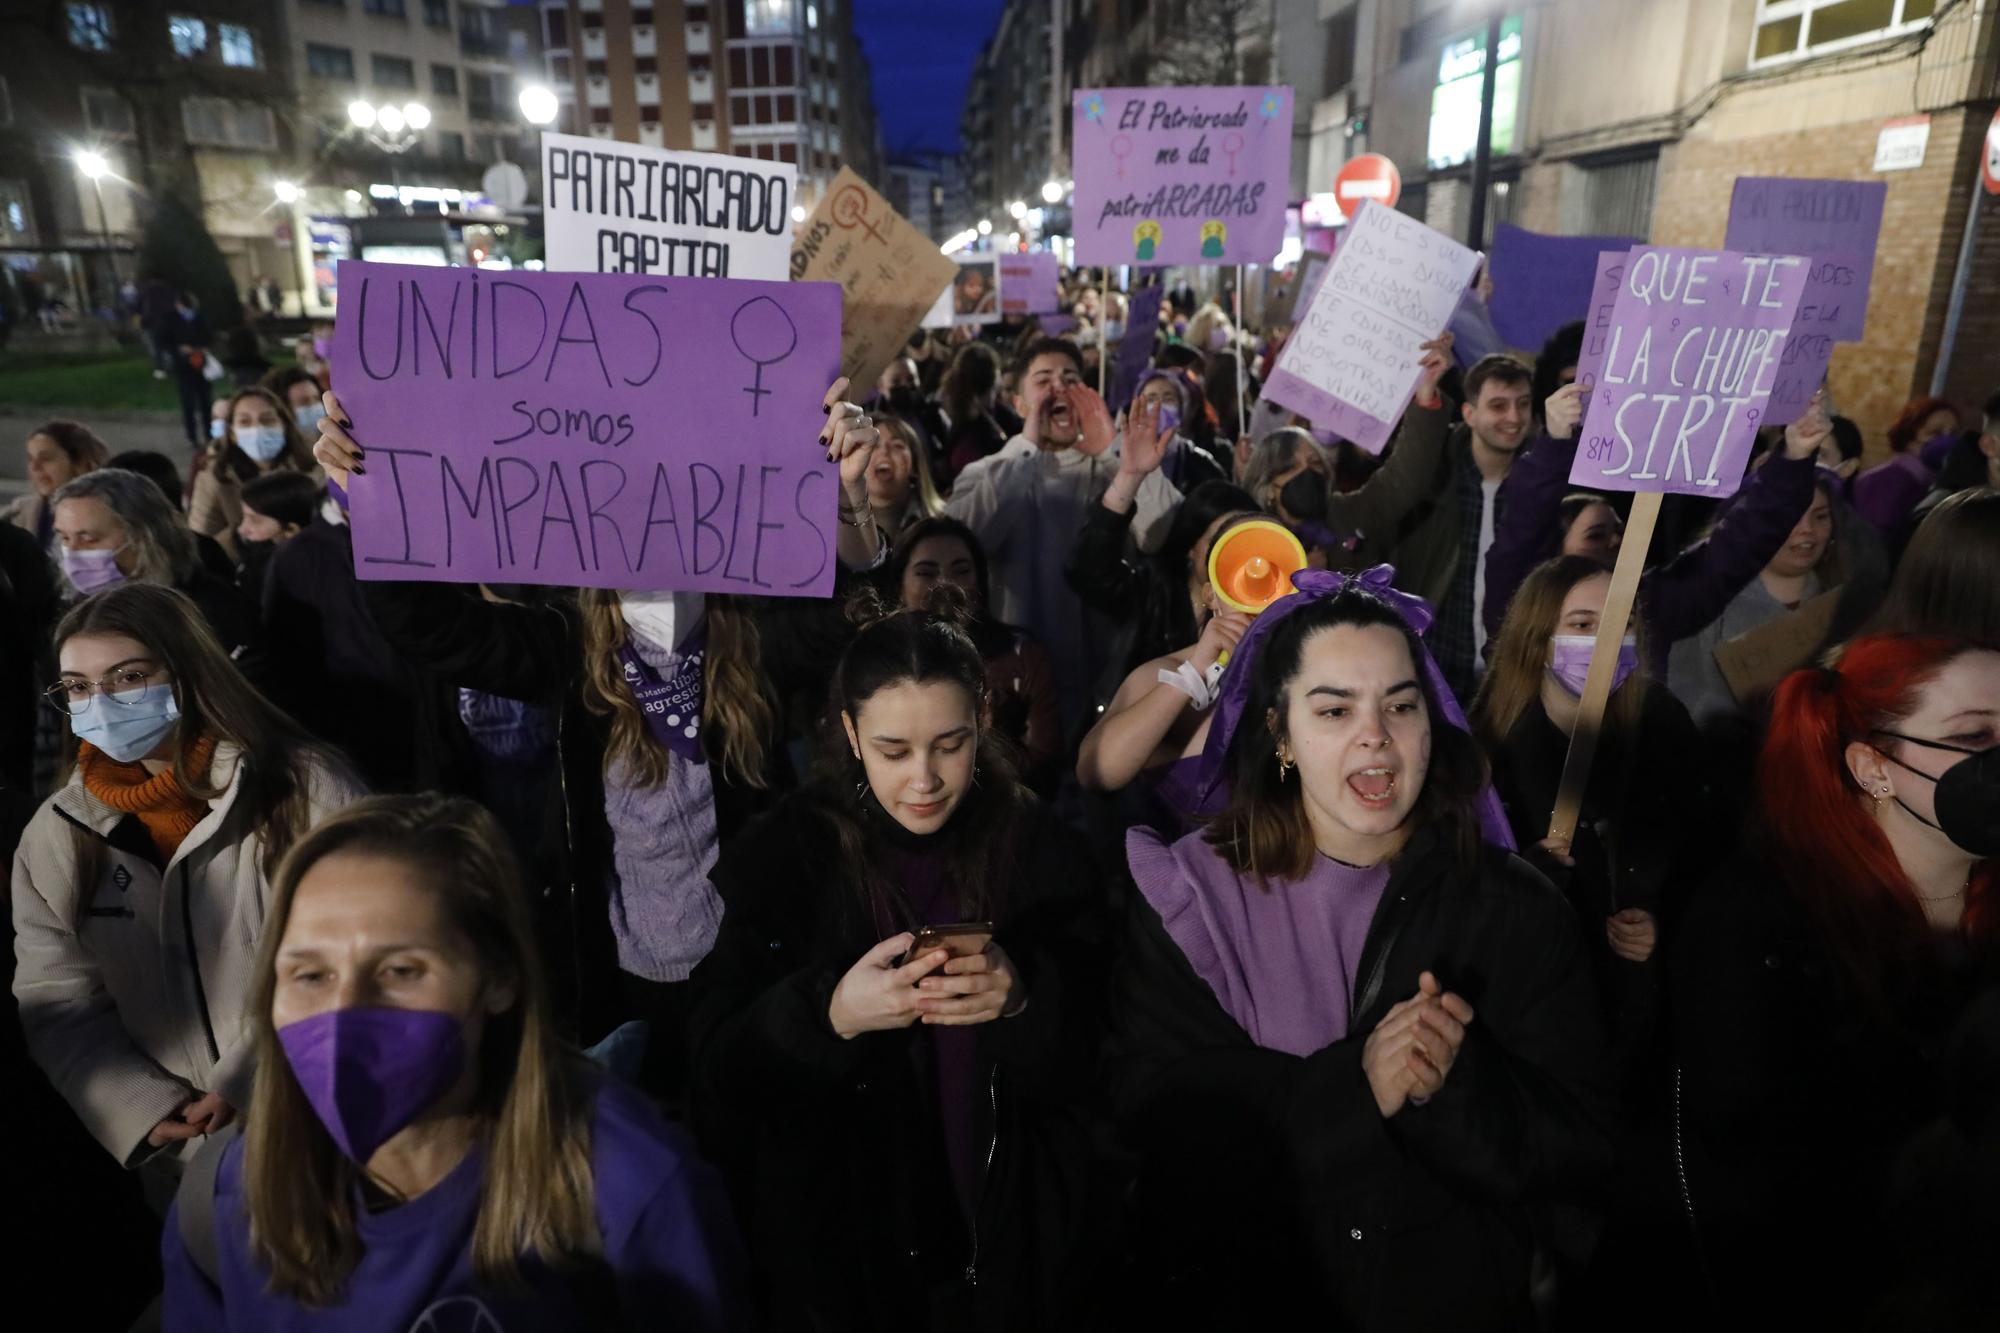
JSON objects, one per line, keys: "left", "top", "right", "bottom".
{"left": 1572, "top": 248, "right": 1630, "bottom": 391}
{"left": 1569, "top": 247, "right": 1807, "bottom": 500}
{"left": 333, "top": 261, "right": 844, "bottom": 596}
{"left": 999, "top": 251, "right": 1060, "bottom": 315}
{"left": 1263, "top": 201, "right": 1478, "bottom": 454}
{"left": 1071, "top": 86, "right": 1293, "bottom": 267}
{"left": 541, "top": 131, "right": 795, "bottom": 280}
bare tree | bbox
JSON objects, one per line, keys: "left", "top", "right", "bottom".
{"left": 1147, "top": 0, "right": 1275, "bottom": 88}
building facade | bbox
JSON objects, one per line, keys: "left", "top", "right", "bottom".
{"left": 539, "top": 0, "right": 879, "bottom": 213}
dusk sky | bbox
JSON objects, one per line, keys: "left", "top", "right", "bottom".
{"left": 851, "top": 0, "right": 1005, "bottom": 157}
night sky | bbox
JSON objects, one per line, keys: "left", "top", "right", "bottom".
{"left": 851, "top": 0, "right": 1005, "bottom": 156}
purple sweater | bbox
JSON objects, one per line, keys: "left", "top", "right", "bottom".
{"left": 162, "top": 1079, "right": 749, "bottom": 1332}
{"left": 1481, "top": 433, "right": 1816, "bottom": 672}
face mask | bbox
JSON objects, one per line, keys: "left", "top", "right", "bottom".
{"left": 1875, "top": 732, "right": 2000, "bottom": 857}
{"left": 619, "top": 589, "right": 705, "bottom": 652}
{"left": 235, "top": 425, "right": 288, "bottom": 463}
{"left": 1278, "top": 469, "right": 1328, "bottom": 523}
{"left": 208, "top": 417, "right": 228, "bottom": 441}
{"left": 279, "top": 1007, "right": 467, "bottom": 1164}
{"left": 887, "top": 386, "right": 924, "bottom": 415}
{"left": 1548, "top": 634, "right": 1639, "bottom": 698}
{"left": 293, "top": 403, "right": 327, "bottom": 436}
{"left": 1104, "top": 319, "right": 1125, "bottom": 341}
{"left": 312, "top": 337, "right": 332, "bottom": 360}
{"left": 61, "top": 545, "right": 127, "bottom": 594}
{"left": 71, "top": 686, "right": 180, "bottom": 763}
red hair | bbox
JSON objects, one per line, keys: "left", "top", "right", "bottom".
{"left": 1885, "top": 396, "right": 1959, "bottom": 453}
{"left": 1760, "top": 634, "right": 1996, "bottom": 1003}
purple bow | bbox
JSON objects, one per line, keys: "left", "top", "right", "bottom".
{"left": 1177, "top": 564, "right": 1517, "bottom": 852}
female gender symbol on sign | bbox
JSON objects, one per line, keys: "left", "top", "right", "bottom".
{"left": 1110, "top": 135, "right": 1133, "bottom": 179}
{"left": 830, "top": 185, "right": 886, "bottom": 243}
{"left": 1222, "top": 132, "right": 1244, "bottom": 176}
{"left": 730, "top": 295, "right": 798, "bottom": 417}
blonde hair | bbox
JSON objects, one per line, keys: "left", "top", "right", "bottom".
{"left": 577, "top": 591, "right": 774, "bottom": 789}
{"left": 242, "top": 795, "right": 599, "bottom": 1306}
{"left": 1472, "top": 555, "right": 1649, "bottom": 751}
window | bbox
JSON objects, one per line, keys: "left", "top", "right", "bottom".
{"left": 775, "top": 46, "right": 795, "bottom": 83}
{"left": 1564, "top": 153, "right": 1658, "bottom": 238}
{"left": 182, "top": 98, "right": 277, "bottom": 149}
{"left": 438, "top": 130, "right": 465, "bottom": 160}
{"left": 0, "top": 76, "right": 11, "bottom": 127}
{"left": 729, "top": 48, "right": 748, "bottom": 84}
{"left": 431, "top": 64, "right": 459, "bottom": 96}
{"left": 1751, "top": 0, "right": 1935, "bottom": 65}
{"left": 640, "top": 104, "right": 661, "bottom": 124}
{"left": 372, "top": 54, "right": 416, "bottom": 88}
{"left": 81, "top": 87, "right": 134, "bottom": 137}
{"left": 363, "top": 0, "right": 408, "bottom": 16}
{"left": 550, "top": 55, "right": 571, "bottom": 82}
{"left": 752, "top": 46, "right": 770, "bottom": 84}
{"left": 307, "top": 44, "right": 356, "bottom": 80}
{"left": 168, "top": 16, "right": 208, "bottom": 58}
{"left": 219, "top": 23, "right": 257, "bottom": 67}
{"left": 778, "top": 142, "right": 797, "bottom": 164}
{"left": 691, "top": 101, "right": 714, "bottom": 122}
{"left": 745, "top": 0, "right": 795, "bottom": 36}
{"left": 586, "top": 59, "right": 607, "bottom": 78}
{"left": 545, "top": 8, "right": 567, "bottom": 45}
{"left": 807, "top": 3, "right": 818, "bottom": 29}
{"left": 632, "top": 6, "right": 655, "bottom": 25}
{"left": 687, "top": 5, "right": 709, "bottom": 23}
{"left": 775, "top": 94, "right": 796, "bottom": 121}
{"left": 424, "top": 0, "right": 450, "bottom": 27}
{"left": 67, "top": 3, "right": 115, "bottom": 51}
{"left": 0, "top": 179, "right": 35, "bottom": 244}
{"left": 689, "top": 54, "right": 711, "bottom": 75}
{"left": 590, "top": 106, "right": 612, "bottom": 126}
{"left": 635, "top": 56, "right": 658, "bottom": 76}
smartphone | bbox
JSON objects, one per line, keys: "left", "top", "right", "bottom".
{"left": 901, "top": 921, "right": 994, "bottom": 967}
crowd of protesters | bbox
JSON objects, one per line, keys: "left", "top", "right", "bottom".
{"left": 5, "top": 259, "right": 1997, "bottom": 1333}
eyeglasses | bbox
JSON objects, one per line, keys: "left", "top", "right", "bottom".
{"left": 43, "top": 664, "right": 171, "bottom": 716}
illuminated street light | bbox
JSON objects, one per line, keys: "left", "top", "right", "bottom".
{"left": 272, "top": 180, "right": 301, "bottom": 204}
{"left": 377, "top": 105, "right": 406, "bottom": 134}
{"left": 1041, "top": 179, "right": 1063, "bottom": 204}
{"left": 402, "top": 102, "right": 432, "bottom": 130}
{"left": 75, "top": 149, "right": 108, "bottom": 180}
{"left": 977, "top": 219, "right": 993, "bottom": 235}
{"left": 1007, "top": 199, "right": 1027, "bottom": 219}
{"left": 347, "top": 100, "right": 377, "bottom": 129}
{"left": 519, "top": 84, "right": 559, "bottom": 126}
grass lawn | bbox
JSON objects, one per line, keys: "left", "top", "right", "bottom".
{"left": 0, "top": 348, "right": 298, "bottom": 413}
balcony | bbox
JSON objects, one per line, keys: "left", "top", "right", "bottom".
{"left": 634, "top": 26, "right": 657, "bottom": 57}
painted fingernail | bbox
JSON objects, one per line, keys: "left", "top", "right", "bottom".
{"left": 353, "top": 465, "right": 366, "bottom": 476}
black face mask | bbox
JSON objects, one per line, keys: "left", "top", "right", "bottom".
{"left": 1876, "top": 731, "right": 2000, "bottom": 858}
{"left": 887, "top": 386, "right": 925, "bottom": 415}
{"left": 1277, "top": 470, "right": 1328, "bottom": 523}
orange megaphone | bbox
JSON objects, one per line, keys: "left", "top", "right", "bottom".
{"left": 1206, "top": 519, "right": 1308, "bottom": 615}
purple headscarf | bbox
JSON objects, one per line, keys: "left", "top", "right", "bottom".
{"left": 1164, "top": 564, "right": 1517, "bottom": 851}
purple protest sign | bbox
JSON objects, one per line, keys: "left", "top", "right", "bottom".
{"left": 1724, "top": 178, "right": 1882, "bottom": 345}
{"left": 1569, "top": 247, "right": 1808, "bottom": 500}
{"left": 1109, "top": 284, "right": 1165, "bottom": 414}
{"left": 1072, "top": 86, "right": 1293, "bottom": 267}
{"left": 332, "top": 260, "right": 845, "bottom": 595}
{"left": 1264, "top": 201, "right": 1478, "bottom": 454}
{"left": 1572, "top": 248, "right": 1631, "bottom": 391}
{"left": 1000, "top": 252, "right": 1059, "bottom": 315}
{"left": 1488, "top": 224, "right": 1641, "bottom": 352}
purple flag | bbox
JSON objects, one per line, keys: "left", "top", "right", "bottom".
{"left": 1724, "top": 177, "right": 1883, "bottom": 345}
{"left": 999, "top": 252, "right": 1060, "bottom": 315}
{"left": 1072, "top": 86, "right": 1294, "bottom": 268}
{"left": 1569, "top": 246, "right": 1808, "bottom": 500}
{"left": 1109, "top": 284, "right": 1164, "bottom": 414}
{"left": 331, "top": 260, "right": 845, "bottom": 596}
{"left": 1487, "top": 223, "right": 1642, "bottom": 352}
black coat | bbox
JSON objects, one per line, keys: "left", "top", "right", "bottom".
{"left": 688, "top": 787, "right": 1107, "bottom": 1331}
{"left": 1105, "top": 828, "right": 1615, "bottom": 1331}
{"left": 1670, "top": 854, "right": 2000, "bottom": 1327}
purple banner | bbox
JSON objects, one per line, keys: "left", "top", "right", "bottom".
{"left": 1109, "top": 284, "right": 1164, "bottom": 414}
{"left": 1488, "top": 224, "right": 1641, "bottom": 352}
{"left": 1072, "top": 86, "right": 1294, "bottom": 267}
{"left": 1724, "top": 177, "right": 1883, "bottom": 343}
{"left": 1572, "top": 248, "right": 1632, "bottom": 391}
{"left": 332, "top": 260, "right": 844, "bottom": 595}
{"left": 1569, "top": 247, "right": 1808, "bottom": 500}
{"left": 999, "top": 252, "right": 1060, "bottom": 315}
{"left": 1264, "top": 201, "right": 1478, "bottom": 455}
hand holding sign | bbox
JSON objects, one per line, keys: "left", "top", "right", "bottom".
{"left": 1413, "top": 332, "right": 1455, "bottom": 407}
{"left": 818, "top": 377, "right": 880, "bottom": 502}
{"left": 1544, "top": 381, "right": 1585, "bottom": 442}
{"left": 1781, "top": 388, "right": 1833, "bottom": 462}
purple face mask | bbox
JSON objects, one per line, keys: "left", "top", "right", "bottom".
{"left": 311, "top": 336, "right": 332, "bottom": 361}
{"left": 278, "top": 1007, "right": 467, "bottom": 1163}
{"left": 1548, "top": 634, "right": 1639, "bottom": 699}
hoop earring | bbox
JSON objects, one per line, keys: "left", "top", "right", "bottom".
{"left": 1276, "top": 752, "right": 1292, "bottom": 782}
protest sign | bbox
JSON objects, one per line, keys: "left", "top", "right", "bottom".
{"left": 1487, "top": 223, "right": 1640, "bottom": 352}
{"left": 1267, "top": 249, "right": 1331, "bottom": 327}
{"left": 999, "top": 251, "right": 1060, "bottom": 315}
{"left": 791, "top": 165, "right": 957, "bottom": 391}
{"left": 332, "top": 261, "right": 844, "bottom": 597}
{"left": 921, "top": 258, "right": 1001, "bottom": 328}
{"left": 1572, "top": 248, "right": 1631, "bottom": 391}
{"left": 1569, "top": 246, "right": 1808, "bottom": 500}
{"left": 1109, "top": 284, "right": 1165, "bottom": 414}
{"left": 541, "top": 131, "right": 795, "bottom": 280}
{"left": 1263, "top": 200, "right": 1478, "bottom": 453}
{"left": 1071, "top": 86, "right": 1294, "bottom": 267}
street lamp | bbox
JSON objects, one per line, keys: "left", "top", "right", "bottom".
{"left": 1007, "top": 199, "right": 1027, "bottom": 220}
{"left": 519, "top": 84, "right": 559, "bottom": 127}
{"left": 1040, "top": 179, "right": 1063, "bottom": 204}
{"left": 272, "top": 180, "right": 301, "bottom": 205}
{"left": 976, "top": 219, "right": 992, "bottom": 236}
{"left": 345, "top": 99, "right": 431, "bottom": 211}
{"left": 73, "top": 149, "right": 118, "bottom": 309}
{"left": 272, "top": 181, "right": 305, "bottom": 318}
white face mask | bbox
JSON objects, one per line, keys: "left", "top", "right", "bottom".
{"left": 236, "top": 425, "right": 288, "bottom": 463}
{"left": 293, "top": 403, "right": 327, "bottom": 435}
{"left": 618, "top": 590, "right": 706, "bottom": 651}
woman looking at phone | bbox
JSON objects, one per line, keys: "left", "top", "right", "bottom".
{"left": 1106, "top": 570, "right": 1613, "bottom": 1329}
{"left": 689, "top": 591, "right": 1103, "bottom": 1331}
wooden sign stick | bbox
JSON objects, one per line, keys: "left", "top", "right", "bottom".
{"left": 1233, "top": 263, "right": 1247, "bottom": 426}
{"left": 1099, "top": 276, "right": 1110, "bottom": 397}
{"left": 1546, "top": 490, "right": 1662, "bottom": 850}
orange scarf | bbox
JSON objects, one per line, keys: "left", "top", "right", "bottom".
{"left": 79, "top": 735, "right": 218, "bottom": 861}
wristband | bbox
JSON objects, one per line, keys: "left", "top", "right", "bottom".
{"left": 1157, "top": 658, "right": 1227, "bottom": 711}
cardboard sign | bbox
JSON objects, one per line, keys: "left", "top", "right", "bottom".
{"left": 1572, "top": 248, "right": 1631, "bottom": 391}
{"left": 1724, "top": 177, "right": 1883, "bottom": 344}
{"left": 1568, "top": 246, "right": 1807, "bottom": 499}
{"left": 1714, "top": 587, "right": 1843, "bottom": 706}
{"left": 541, "top": 131, "right": 795, "bottom": 279}
{"left": 1488, "top": 224, "right": 1641, "bottom": 353}
{"left": 1263, "top": 201, "right": 1478, "bottom": 453}
{"left": 332, "top": 261, "right": 843, "bottom": 596}
{"left": 999, "top": 252, "right": 1060, "bottom": 315}
{"left": 791, "top": 166, "right": 957, "bottom": 392}
{"left": 1071, "top": 86, "right": 1294, "bottom": 267}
